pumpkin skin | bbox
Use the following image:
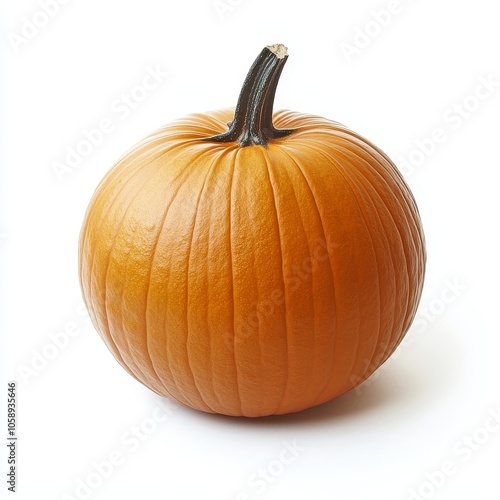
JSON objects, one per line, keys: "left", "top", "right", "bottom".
{"left": 79, "top": 46, "right": 425, "bottom": 417}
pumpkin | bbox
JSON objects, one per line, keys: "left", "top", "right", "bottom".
{"left": 79, "top": 44, "right": 425, "bottom": 417}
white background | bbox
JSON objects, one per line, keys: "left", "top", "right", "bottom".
{"left": 2, "top": 0, "right": 500, "bottom": 499}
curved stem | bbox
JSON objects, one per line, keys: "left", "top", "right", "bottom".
{"left": 205, "top": 44, "right": 295, "bottom": 147}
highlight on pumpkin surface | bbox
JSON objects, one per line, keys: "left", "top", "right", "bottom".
{"left": 78, "top": 44, "right": 425, "bottom": 417}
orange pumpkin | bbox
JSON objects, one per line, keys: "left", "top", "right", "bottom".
{"left": 79, "top": 44, "right": 425, "bottom": 417}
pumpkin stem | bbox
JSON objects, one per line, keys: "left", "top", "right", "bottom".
{"left": 205, "top": 44, "right": 295, "bottom": 147}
